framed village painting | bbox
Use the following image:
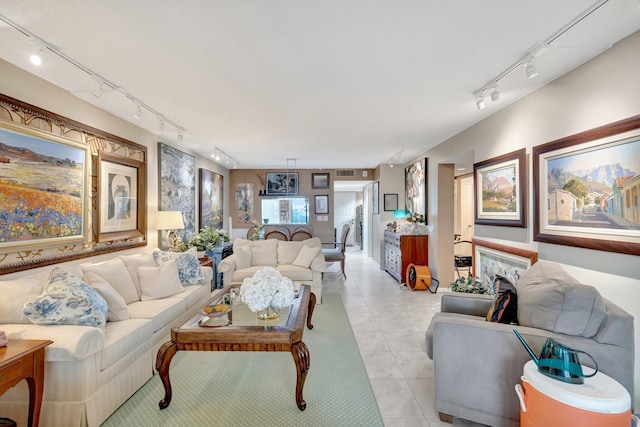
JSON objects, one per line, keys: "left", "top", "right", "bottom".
{"left": 474, "top": 148, "right": 526, "bottom": 227}
{"left": 533, "top": 115, "right": 640, "bottom": 255}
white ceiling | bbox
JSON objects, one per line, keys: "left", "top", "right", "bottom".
{"left": 0, "top": 1, "right": 639, "bottom": 170}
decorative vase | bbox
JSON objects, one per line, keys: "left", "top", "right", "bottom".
{"left": 411, "top": 223, "right": 421, "bottom": 235}
{"left": 256, "top": 305, "right": 280, "bottom": 320}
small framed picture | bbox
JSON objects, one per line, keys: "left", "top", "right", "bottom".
{"left": 312, "top": 172, "right": 330, "bottom": 189}
{"left": 314, "top": 195, "right": 329, "bottom": 214}
{"left": 384, "top": 194, "right": 398, "bottom": 211}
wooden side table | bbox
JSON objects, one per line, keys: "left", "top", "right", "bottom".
{"left": 0, "top": 339, "right": 52, "bottom": 427}
{"left": 198, "top": 257, "right": 215, "bottom": 291}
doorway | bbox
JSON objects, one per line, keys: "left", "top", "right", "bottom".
{"left": 334, "top": 192, "right": 356, "bottom": 246}
{"left": 454, "top": 174, "right": 474, "bottom": 279}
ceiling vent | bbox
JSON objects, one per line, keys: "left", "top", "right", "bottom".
{"left": 336, "top": 170, "right": 355, "bottom": 177}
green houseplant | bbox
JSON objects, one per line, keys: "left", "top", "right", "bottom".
{"left": 449, "top": 276, "right": 493, "bottom": 295}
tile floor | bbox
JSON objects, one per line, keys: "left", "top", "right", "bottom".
{"left": 322, "top": 247, "right": 487, "bottom": 427}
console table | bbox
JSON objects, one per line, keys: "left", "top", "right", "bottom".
{"left": 384, "top": 231, "right": 428, "bottom": 283}
{"left": 0, "top": 339, "right": 52, "bottom": 427}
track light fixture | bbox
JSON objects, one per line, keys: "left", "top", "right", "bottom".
{"left": 475, "top": 92, "right": 486, "bottom": 110}
{"left": 133, "top": 102, "right": 142, "bottom": 119}
{"left": 211, "top": 147, "right": 238, "bottom": 169}
{"left": 489, "top": 84, "right": 500, "bottom": 102}
{"left": 157, "top": 115, "right": 165, "bottom": 130}
{"left": 525, "top": 56, "right": 538, "bottom": 79}
{"left": 0, "top": 13, "right": 187, "bottom": 143}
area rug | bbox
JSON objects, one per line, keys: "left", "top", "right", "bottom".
{"left": 101, "top": 293, "right": 383, "bottom": 426}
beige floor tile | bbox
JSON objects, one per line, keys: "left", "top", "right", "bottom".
{"left": 382, "top": 416, "right": 430, "bottom": 427}
{"left": 361, "top": 351, "right": 404, "bottom": 378}
{"left": 354, "top": 331, "right": 391, "bottom": 352}
{"left": 370, "top": 378, "right": 424, "bottom": 417}
{"left": 392, "top": 351, "right": 433, "bottom": 379}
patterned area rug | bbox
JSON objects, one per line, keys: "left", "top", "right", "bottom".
{"left": 101, "top": 293, "right": 383, "bottom": 426}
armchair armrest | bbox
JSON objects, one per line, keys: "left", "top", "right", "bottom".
{"left": 441, "top": 293, "right": 493, "bottom": 317}
{"left": 217, "top": 255, "right": 235, "bottom": 273}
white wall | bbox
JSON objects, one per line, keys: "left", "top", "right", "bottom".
{"left": 0, "top": 58, "right": 229, "bottom": 251}
{"left": 412, "top": 29, "right": 640, "bottom": 407}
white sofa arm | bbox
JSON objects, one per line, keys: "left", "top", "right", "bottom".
{"left": 310, "top": 253, "right": 327, "bottom": 272}
{"left": 218, "top": 255, "right": 235, "bottom": 273}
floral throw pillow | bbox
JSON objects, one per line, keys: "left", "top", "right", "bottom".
{"left": 153, "top": 247, "right": 206, "bottom": 285}
{"left": 23, "top": 267, "right": 108, "bottom": 328}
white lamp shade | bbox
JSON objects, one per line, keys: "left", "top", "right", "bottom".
{"left": 156, "top": 211, "right": 184, "bottom": 230}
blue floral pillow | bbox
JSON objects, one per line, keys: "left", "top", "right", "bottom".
{"left": 23, "top": 267, "right": 108, "bottom": 328}
{"left": 153, "top": 247, "right": 206, "bottom": 285}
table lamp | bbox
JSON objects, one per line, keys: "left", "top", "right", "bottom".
{"left": 157, "top": 210, "right": 185, "bottom": 251}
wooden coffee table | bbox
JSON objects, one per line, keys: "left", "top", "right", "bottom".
{"left": 156, "top": 284, "right": 316, "bottom": 411}
{"left": 0, "top": 339, "right": 52, "bottom": 427}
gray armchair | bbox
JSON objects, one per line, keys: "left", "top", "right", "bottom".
{"left": 425, "top": 262, "right": 634, "bottom": 427}
{"left": 321, "top": 224, "right": 350, "bottom": 278}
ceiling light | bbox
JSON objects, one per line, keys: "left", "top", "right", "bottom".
{"left": 92, "top": 80, "right": 104, "bottom": 98}
{"left": 475, "top": 92, "right": 486, "bottom": 110}
{"left": 133, "top": 102, "right": 142, "bottom": 119}
{"left": 177, "top": 128, "right": 184, "bottom": 141}
{"left": 489, "top": 84, "right": 500, "bottom": 102}
{"left": 233, "top": 161, "right": 238, "bottom": 169}
{"left": 157, "top": 115, "right": 165, "bottom": 130}
{"left": 525, "top": 56, "right": 538, "bottom": 79}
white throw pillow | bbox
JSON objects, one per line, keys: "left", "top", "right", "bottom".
{"left": 292, "top": 245, "right": 321, "bottom": 268}
{"left": 0, "top": 277, "right": 44, "bottom": 324}
{"left": 235, "top": 245, "right": 252, "bottom": 270}
{"left": 249, "top": 239, "right": 279, "bottom": 266}
{"left": 23, "top": 267, "right": 108, "bottom": 328}
{"left": 83, "top": 272, "right": 130, "bottom": 322}
{"left": 153, "top": 247, "right": 206, "bottom": 285}
{"left": 119, "top": 254, "right": 156, "bottom": 298}
{"left": 138, "top": 259, "right": 184, "bottom": 300}
{"left": 81, "top": 257, "right": 140, "bottom": 304}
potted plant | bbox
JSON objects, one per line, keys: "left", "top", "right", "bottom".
{"left": 449, "top": 276, "right": 493, "bottom": 294}
{"left": 177, "top": 226, "right": 228, "bottom": 257}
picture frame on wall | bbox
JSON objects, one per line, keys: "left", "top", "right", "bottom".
{"left": 97, "top": 152, "right": 146, "bottom": 242}
{"left": 312, "top": 172, "right": 330, "bottom": 189}
{"left": 474, "top": 148, "right": 526, "bottom": 227}
{"left": 533, "top": 115, "right": 640, "bottom": 256}
{"left": 314, "top": 194, "right": 329, "bottom": 214}
{"left": 384, "top": 193, "right": 398, "bottom": 211}
{"left": 199, "top": 168, "right": 223, "bottom": 230}
{"left": 472, "top": 239, "right": 538, "bottom": 289}
{"left": 159, "top": 142, "right": 196, "bottom": 243}
{"left": 266, "top": 172, "right": 299, "bottom": 195}
{"left": 0, "top": 120, "right": 90, "bottom": 250}
{"left": 405, "top": 158, "right": 427, "bottom": 222}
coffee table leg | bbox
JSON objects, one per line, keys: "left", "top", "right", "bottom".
{"left": 307, "top": 292, "right": 316, "bottom": 330}
{"left": 291, "top": 341, "right": 310, "bottom": 410}
{"left": 156, "top": 341, "right": 177, "bottom": 410}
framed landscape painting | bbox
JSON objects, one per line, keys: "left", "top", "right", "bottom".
{"left": 199, "top": 168, "right": 223, "bottom": 230}
{"left": 0, "top": 121, "right": 89, "bottom": 250}
{"left": 312, "top": 172, "right": 330, "bottom": 189}
{"left": 405, "top": 158, "right": 427, "bottom": 221}
{"left": 533, "top": 115, "right": 640, "bottom": 255}
{"left": 97, "top": 152, "right": 145, "bottom": 242}
{"left": 474, "top": 148, "right": 526, "bottom": 227}
{"left": 472, "top": 239, "right": 538, "bottom": 289}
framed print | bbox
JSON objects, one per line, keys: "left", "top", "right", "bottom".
{"left": 384, "top": 193, "right": 398, "bottom": 211}
{"left": 159, "top": 142, "right": 196, "bottom": 243}
{"left": 266, "top": 172, "right": 298, "bottom": 195}
{"left": 312, "top": 172, "right": 330, "bottom": 189}
{"left": 405, "top": 158, "right": 427, "bottom": 222}
{"left": 0, "top": 121, "right": 89, "bottom": 250}
{"left": 472, "top": 239, "right": 538, "bottom": 289}
{"left": 372, "top": 181, "right": 379, "bottom": 214}
{"left": 199, "top": 168, "right": 223, "bottom": 230}
{"left": 314, "top": 195, "right": 329, "bottom": 214}
{"left": 474, "top": 148, "right": 526, "bottom": 227}
{"left": 533, "top": 115, "right": 640, "bottom": 256}
{"left": 97, "top": 152, "right": 145, "bottom": 242}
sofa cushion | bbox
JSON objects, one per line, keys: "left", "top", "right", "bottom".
{"left": 153, "top": 247, "right": 206, "bottom": 285}
{"left": 234, "top": 239, "right": 278, "bottom": 266}
{"left": 138, "top": 260, "right": 184, "bottom": 300}
{"left": 101, "top": 318, "right": 153, "bottom": 370}
{"left": 127, "top": 298, "right": 186, "bottom": 333}
{"left": 0, "top": 277, "right": 44, "bottom": 324}
{"left": 23, "top": 267, "right": 108, "bottom": 328}
{"left": 174, "top": 282, "right": 210, "bottom": 308}
{"left": 83, "top": 272, "right": 130, "bottom": 322}
{"left": 517, "top": 261, "right": 606, "bottom": 338}
{"left": 275, "top": 265, "right": 314, "bottom": 281}
{"left": 278, "top": 238, "right": 321, "bottom": 265}
{"left": 292, "top": 245, "right": 321, "bottom": 268}
{"left": 119, "top": 253, "right": 156, "bottom": 298}
{"left": 81, "top": 257, "right": 140, "bottom": 304}
{"left": 232, "top": 266, "right": 270, "bottom": 283}
{"left": 235, "top": 245, "right": 252, "bottom": 270}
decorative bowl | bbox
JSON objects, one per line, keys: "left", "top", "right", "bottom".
{"left": 199, "top": 303, "right": 231, "bottom": 318}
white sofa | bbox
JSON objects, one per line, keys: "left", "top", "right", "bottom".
{"left": 0, "top": 249, "right": 215, "bottom": 427}
{"left": 218, "top": 237, "right": 325, "bottom": 302}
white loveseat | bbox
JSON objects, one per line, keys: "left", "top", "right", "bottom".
{"left": 218, "top": 237, "right": 325, "bottom": 302}
{"left": 0, "top": 248, "right": 215, "bottom": 427}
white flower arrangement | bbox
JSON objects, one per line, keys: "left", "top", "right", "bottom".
{"left": 239, "top": 267, "right": 295, "bottom": 312}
